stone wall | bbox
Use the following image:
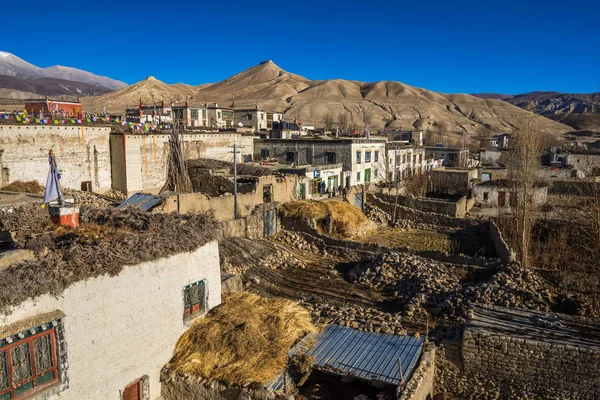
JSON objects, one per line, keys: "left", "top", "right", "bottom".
{"left": 160, "top": 371, "right": 289, "bottom": 400}
{"left": 370, "top": 193, "right": 467, "bottom": 218}
{"left": 549, "top": 179, "right": 600, "bottom": 196}
{"left": 0, "top": 242, "right": 222, "bottom": 400}
{"left": 487, "top": 221, "right": 515, "bottom": 264}
{"left": 162, "top": 175, "right": 298, "bottom": 222}
{"left": 0, "top": 124, "right": 112, "bottom": 191}
{"left": 461, "top": 307, "right": 600, "bottom": 400}
{"left": 398, "top": 344, "right": 436, "bottom": 400}
{"left": 110, "top": 132, "right": 256, "bottom": 194}
{"left": 367, "top": 193, "right": 479, "bottom": 228}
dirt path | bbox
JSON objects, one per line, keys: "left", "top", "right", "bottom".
{"left": 219, "top": 237, "right": 385, "bottom": 309}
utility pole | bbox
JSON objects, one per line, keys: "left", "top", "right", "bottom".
{"left": 230, "top": 143, "right": 245, "bottom": 219}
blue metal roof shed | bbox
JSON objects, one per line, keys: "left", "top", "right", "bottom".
{"left": 116, "top": 193, "right": 164, "bottom": 212}
{"left": 289, "top": 324, "right": 424, "bottom": 387}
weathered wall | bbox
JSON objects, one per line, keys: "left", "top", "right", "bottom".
{"left": 110, "top": 132, "right": 256, "bottom": 194}
{"left": 472, "top": 185, "right": 548, "bottom": 208}
{"left": 549, "top": 179, "right": 600, "bottom": 195}
{"left": 0, "top": 124, "right": 111, "bottom": 191}
{"left": 564, "top": 153, "right": 600, "bottom": 174}
{"left": 0, "top": 242, "right": 221, "bottom": 400}
{"left": 462, "top": 322, "right": 600, "bottom": 399}
{"left": 163, "top": 175, "right": 298, "bottom": 222}
{"left": 398, "top": 344, "right": 436, "bottom": 400}
{"left": 161, "top": 372, "right": 282, "bottom": 400}
{"left": 487, "top": 221, "right": 515, "bottom": 264}
{"left": 429, "top": 168, "right": 477, "bottom": 195}
{"left": 479, "top": 150, "right": 509, "bottom": 166}
{"left": 370, "top": 193, "right": 467, "bottom": 218}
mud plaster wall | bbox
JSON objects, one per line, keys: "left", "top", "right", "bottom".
{"left": 0, "top": 124, "right": 111, "bottom": 191}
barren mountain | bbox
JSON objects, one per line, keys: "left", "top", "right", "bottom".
{"left": 476, "top": 91, "right": 600, "bottom": 132}
{"left": 82, "top": 76, "right": 196, "bottom": 112}
{"left": 44, "top": 66, "right": 127, "bottom": 90}
{"left": 82, "top": 60, "right": 573, "bottom": 135}
{"left": 476, "top": 91, "right": 600, "bottom": 114}
{"left": 0, "top": 75, "right": 112, "bottom": 97}
{"left": 0, "top": 52, "right": 126, "bottom": 93}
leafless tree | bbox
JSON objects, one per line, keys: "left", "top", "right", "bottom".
{"left": 506, "top": 116, "right": 544, "bottom": 267}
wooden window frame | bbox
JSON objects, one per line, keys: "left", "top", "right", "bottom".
{"left": 183, "top": 280, "right": 207, "bottom": 319}
{"left": 365, "top": 151, "right": 371, "bottom": 163}
{"left": 0, "top": 329, "right": 59, "bottom": 400}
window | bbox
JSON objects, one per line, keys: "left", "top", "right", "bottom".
{"left": 356, "top": 171, "right": 361, "bottom": 182}
{"left": 483, "top": 192, "right": 489, "bottom": 201}
{"left": 191, "top": 110, "right": 199, "bottom": 119}
{"left": 247, "top": 114, "right": 253, "bottom": 121}
{"left": 365, "top": 151, "right": 371, "bottom": 163}
{"left": 184, "top": 280, "right": 206, "bottom": 318}
{"left": 325, "top": 152, "right": 336, "bottom": 164}
{"left": 0, "top": 325, "right": 60, "bottom": 399}
{"left": 356, "top": 151, "right": 361, "bottom": 164}
{"left": 375, "top": 151, "right": 379, "bottom": 162}
{"left": 217, "top": 111, "right": 221, "bottom": 119}
{"left": 260, "top": 149, "right": 269, "bottom": 159}
{"left": 286, "top": 151, "right": 295, "bottom": 162}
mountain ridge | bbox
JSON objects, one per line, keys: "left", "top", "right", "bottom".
{"left": 82, "top": 61, "right": 573, "bottom": 137}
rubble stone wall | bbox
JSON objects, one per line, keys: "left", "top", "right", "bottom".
{"left": 161, "top": 373, "right": 287, "bottom": 400}
{"left": 399, "top": 344, "right": 436, "bottom": 400}
{"left": 373, "top": 193, "right": 466, "bottom": 217}
{"left": 461, "top": 329, "right": 600, "bottom": 399}
{"left": 367, "top": 194, "right": 479, "bottom": 229}
{"left": 0, "top": 242, "right": 221, "bottom": 400}
{"left": 0, "top": 124, "right": 111, "bottom": 190}
{"left": 487, "top": 221, "right": 515, "bottom": 264}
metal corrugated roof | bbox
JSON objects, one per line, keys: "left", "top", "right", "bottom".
{"left": 290, "top": 324, "right": 424, "bottom": 386}
{"left": 116, "top": 193, "right": 164, "bottom": 212}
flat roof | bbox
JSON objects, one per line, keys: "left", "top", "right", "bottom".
{"left": 257, "top": 138, "right": 388, "bottom": 144}
{"left": 467, "top": 304, "right": 600, "bottom": 348}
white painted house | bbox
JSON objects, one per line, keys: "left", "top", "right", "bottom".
{"left": 0, "top": 241, "right": 221, "bottom": 400}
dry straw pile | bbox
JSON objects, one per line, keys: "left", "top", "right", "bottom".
{"left": 167, "top": 292, "right": 316, "bottom": 385}
{"left": 280, "top": 200, "right": 367, "bottom": 237}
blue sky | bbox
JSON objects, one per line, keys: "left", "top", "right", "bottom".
{"left": 2, "top": 0, "right": 599, "bottom": 94}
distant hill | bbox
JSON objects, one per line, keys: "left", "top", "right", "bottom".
{"left": 0, "top": 51, "right": 127, "bottom": 98}
{"left": 0, "top": 75, "right": 112, "bottom": 98}
{"left": 81, "top": 76, "right": 196, "bottom": 112}
{"left": 82, "top": 60, "right": 573, "bottom": 137}
{"left": 476, "top": 91, "right": 600, "bottom": 131}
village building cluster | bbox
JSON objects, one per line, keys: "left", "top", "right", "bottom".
{"left": 1, "top": 99, "right": 600, "bottom": 400}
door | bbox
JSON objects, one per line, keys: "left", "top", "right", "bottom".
{"left": 264, "top": 209, "right": 277, "bottom": 238}
{"left": 498, "top": 191, "right": 506, "bottom": 207}
{"left": 364, "top": 168, "right": 371, "bottom": 183}
{"left": 123, "top": 381, "right": 140, "bottom": 400}
{"left": 299, "top": 183, "right": 306, "bottom": 200}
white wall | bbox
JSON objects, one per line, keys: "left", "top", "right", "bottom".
{"left": 0, "top": 242, "right": 221, "bottom": 400}
{"left": 110, "top": 133, "right": 257, "bottom": 194}
{"left": 0, "top": 125, "right": 111, "bottom": 191}
{"left": 351, "top": 142, "right": 386, "bottom": 186}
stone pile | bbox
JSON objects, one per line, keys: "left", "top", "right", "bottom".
{"left": 465, "top": 263, "right": 556, "bottom": 312}
{"left": 304, "top": 302, "right": 407, "bottom": 335}
{"left": 258, "top": 248, "right": 306, "bottom": 270}
{"left": 353, "top": 251, "right": 558, "bottom": 322}
{"left": 276, "top": 231, "right": 320, "bottom": 252}
{"left": 363, "top": 204, "right": 390, "bottom": 225}
{"left": 63, "top": 189, "right": 114, "bottom": 208}
{"left": 103, "top": 189, "right": 127, "bottom": 201}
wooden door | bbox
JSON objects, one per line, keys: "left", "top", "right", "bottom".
{"left": 123, "top": 381, "right": 140, "bottom": 400}
{"left": 498, "top": 191, "right": 506, "bottom": 207}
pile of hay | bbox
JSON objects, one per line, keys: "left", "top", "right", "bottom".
{"left": 1, "top": 180, "right": 44, "bottom": 194}
{"left": 280, "top": 200, "right": 367, "bottom": 236}
{"left": 167, "top": 292, "right": 316, "bottom": 385}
